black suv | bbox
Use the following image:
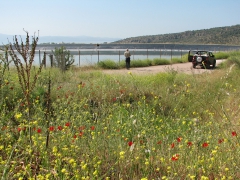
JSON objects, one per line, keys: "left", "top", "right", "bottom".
{"left": 188, "top": 50, "right": 216, "bottom": 69}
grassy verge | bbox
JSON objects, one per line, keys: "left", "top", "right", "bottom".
{"left": 0, "top": 51, "right": 240, "bottom": 179}
{"left": 96, "top": 50, "right": 240, "bottom": 69}
{"left": 97, "top": 53, "right": 189, "bottom": 69}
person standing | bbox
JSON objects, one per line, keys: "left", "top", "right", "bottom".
{"left": 124, "top": 49, "right": 131, "bottom": 69}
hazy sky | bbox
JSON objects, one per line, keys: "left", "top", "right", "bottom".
{"left": 1, "top": 0, "right": 240, "bottom": 39}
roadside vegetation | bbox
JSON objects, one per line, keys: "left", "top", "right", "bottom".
{"left": 1, "top": 34, "right": 240, "bottom": 179}
{"left": 97, "top": 54, "right": 189, "bottom": 69}
{"left": 97, "top": 51, "right": 239, "bottom": 69}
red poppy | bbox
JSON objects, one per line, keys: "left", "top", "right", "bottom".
{"left": 171, "top": 154, "right": 179, "bottom": 161}
{"left": 187, "top": 141, "right": 193, "bottom": 146}
{"left": 65, "top": 122, "right": 70, "bottom": 127}
{"left": 73, "top": 135, "right": 77, "bottom": 139}
{"left": 17, "top": 127, "right": 22, "bottom": 132}
{"left": 232, "top": 131, "right": 237, "bottom": 137}
{"left": 58, "top": 126, "right": 63, "bottom": 131}
{"left": 90, "top": 126, "right": 95, "bottom": 131}
{"left": 157, "top": 140, "right": 162, "bottom": 145}
{"left": 49, "top": 126, "right": 54, "bottom": 131}
{"left": 171, "top": 143, "right": 175, "bottom": 148}
{"left": 37, "top": 128, "right": 42, "bottom": 133}
{"left": 202, "top": 142, "right": 209, "bottom": 148}
{"left": 218, "top": 139, "right": 224, "bottom": 144}
{"left": 112, "top": 97, "right": 117, "bottom": 102}
{"left": 177, "top": 137, "right": 182, "bottom": 142}
{"left": 79, "top": 131, "right": 84, "bottom": 137}
{"left": 128, "top": 141, "right": 133, "bottom": 146}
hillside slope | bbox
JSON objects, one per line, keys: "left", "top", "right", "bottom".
{"left": 113, "top": 24, "right": 240, "bottom": 45}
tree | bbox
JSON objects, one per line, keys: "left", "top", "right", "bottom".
{"left": 52, "top": 46, "right": 75, "bottom": 71}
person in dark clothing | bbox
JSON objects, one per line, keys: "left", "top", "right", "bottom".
{"left": 124, "top": 49, "right": 131, "bottom": 69}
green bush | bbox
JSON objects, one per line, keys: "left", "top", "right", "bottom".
{"left": 152, "top": 58, "right": 170, "bottom": 65}
{"left": 130, "top": 59, "right": 152, "bottom": 67}
{"left": 171, "top": 57, "right": 187, "bottom": 64}
{"left": 215, "top": 51, "right": 230, "bottom": 59}
{"left": 97, "top": 59, "right": 120, "bottom": 69}
{"left": 226, "top": 55, "right": 240, "bottom": 69}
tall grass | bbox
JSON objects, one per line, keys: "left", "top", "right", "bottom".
{"left": 215, "top": 49, "right": 240, "bottom": 59}
{"left": 1, "top": 51, "right": 240, "bottom": 179}
{"left": 97, "top": 55, "right": 188, "bottom": 69}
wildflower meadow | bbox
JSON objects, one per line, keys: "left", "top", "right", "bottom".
{"left": 0, "top": 35, "right": 240, "bottom": 179}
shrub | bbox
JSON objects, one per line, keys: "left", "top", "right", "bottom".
{"left": 215, "top": 51, "right": 230, "bottom": 59}
{"left": 97, "top": 59, "right": 120, "bottom": 69}
{"left": 52, "top": 46, "right": 75, "bottom": 71}
{"left": 152, "top": 58, "right": 170, "bottom": 65}
{"left": 171, "top": 57, "right": 186, "bottom": 64}
{"left": 226, "top": 55, "right": 240, "bottom": 69}
{"left": 131, "top": 59, "right": 152, "bottom": 67}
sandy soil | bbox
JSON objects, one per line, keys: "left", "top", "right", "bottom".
{"left": 102, "top": 60, "right": 225, "bottom": 75}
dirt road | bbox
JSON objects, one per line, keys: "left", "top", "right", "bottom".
{"left": 102, "top": 60, "right": 225, "bottom": 75}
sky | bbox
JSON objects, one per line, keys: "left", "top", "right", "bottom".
{"left": 1, "top": 0, "right": 240, "bottom": 39}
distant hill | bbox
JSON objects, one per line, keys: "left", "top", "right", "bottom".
{"left": 113, "top": 25, "right": 240, "bottom": 45}
{"left": 0, "top": 34, "right": 120, "bottom": 44}
{"left": 38, "top": 36, "right": 120, "bottom": 44}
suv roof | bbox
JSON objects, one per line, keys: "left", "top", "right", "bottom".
{"left": 190, "top": 50, "right": 213, "bottom": 52}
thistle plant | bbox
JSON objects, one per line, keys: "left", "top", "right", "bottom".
{"left": 8, "top": 30, "right": 45, "bottom": 143}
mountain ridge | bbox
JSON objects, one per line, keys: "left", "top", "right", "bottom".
{"left": 113, "top": 24, "right": 240, "bottom": 45}
{"left": 1, "top": 24, "right": 240, "bottom": 45}
{"left": 0, "top": 34, "right": 120, "bottom": 44}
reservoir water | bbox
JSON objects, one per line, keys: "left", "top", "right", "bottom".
{"left": 2, "top": 43, "right": 240, "bottom": 67}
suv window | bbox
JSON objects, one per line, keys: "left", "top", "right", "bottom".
{"left": 199, "top": 51, "right": 207, "bottom": 56}
{"left": 189, "top": 50, "right": 197, "bottom": 56}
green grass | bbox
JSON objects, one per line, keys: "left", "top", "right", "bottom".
{"left": 215, "top": 50, "right": 240, "bottom": 59}
{"left": 97, "top": 55, "right": 188, "bottom": 69}
{"left": 0, "top": 51, "right": 240, "bottom": 179}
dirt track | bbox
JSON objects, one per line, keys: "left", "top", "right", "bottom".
{"left": 102, "top": 60, "right": 225, "bottom": 75}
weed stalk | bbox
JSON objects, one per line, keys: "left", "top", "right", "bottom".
{"left": 8, "top": 30, "right": 45, "bottom": 145}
